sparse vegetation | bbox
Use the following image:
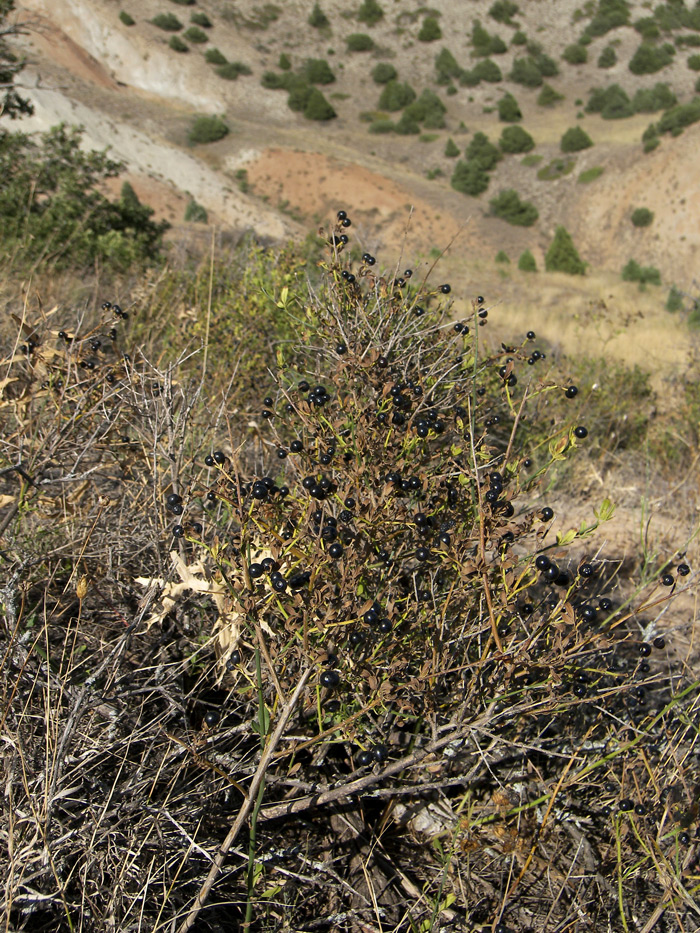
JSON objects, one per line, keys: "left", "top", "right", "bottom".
{"left": 444, "top": 136, "right": 459, "bottom": 157}
{"left": 546, "top": 225, "right": 586, "bottom": 273}
{"left": 561, "top": 125, "right": 593, "bottom": 152}
{"left": 495, "top": 248, "right": 510, "bottom": 261}
{"left": 688, "top": 53, "right": 700, "bottom": 69}
{"left": 631, "top": 206, "right": 654, "bottom": 227}
{"left": 119, "top": 10, "right": 135, "bottom": 26}
{"left": 279, "top": 52, "right": 291, "bottom": 70}
{"left": 538, "top": 157, "right": 575, "bottom": 180}
{"left": 188, "top": 114, "right": 230, "bottom": 144}
{"left": 184, "top": 197, "right": 208, "bottom": 222}
{"left": 578, "top": 165, "right": 604, "bottom": 182}
{"left": 490, "top": 188, "right": 539, "bottom": 225}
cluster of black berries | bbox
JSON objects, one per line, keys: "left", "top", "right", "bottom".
{"left": 102, "top": 300, "right": 129, "bottom": 320}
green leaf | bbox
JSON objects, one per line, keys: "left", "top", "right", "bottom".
{"left": 557, "top": 528, "right": 577, "bottom": 546}
{"left": 595, "top": 497, "right": 615, "bottom": 522}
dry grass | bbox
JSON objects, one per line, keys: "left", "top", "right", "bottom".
{"left": 1, "top": 227, "right": 699, "bottom": 932}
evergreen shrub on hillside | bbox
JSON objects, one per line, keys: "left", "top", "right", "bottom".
{"left": 561, "top": 126, "right": 593, "bottom": 152}
{"left": 205, "top": 48, "right": 227, "bottom": 65}
{"left": 581, "top": 0, "right": 631, "bottom": 39}
{"left": 657, "top": 97, "right": 700, "bottom": 133}
{"left": 303, "top": 59, "right": 336, "bottom": 85}
{"left": 119, "top": 11, "right": 135, "bottom": 26}
{"left": 444, "top": 137, "right": 459, "bottom": 157}
{"left": 597, "top": 45, "right": 617, "bottom": 67}
{"left": 357, "top": 0, "right": 384, "bottom": 26}
{"left": 498, "top": 92, "right": 522, "bottom": 122}
{"left": 471, "top": 19, "right": 507, "bottom": 55}
{"left": 418, "top": 16, "right": 441, "bottom": 41}
{"left": 586, "top": 84, "right": 634, "bottom": 119}
{"left": 499, "top": 125, "right": 534, "bottom": 153}
{"left": 473, "top": 58, "right": 502, "bottom": 82}
{"left": 546, "top": 226, "right": 586, "bottom": 274}
{"left": 379, "top": 80, "right": 416, "bottom": 111}
{"left": 435, "top": 48, "right": 463, "bottom": 84}
{"left": 510, "top": 56, "right": 544, "bottom": 86}
{"left": 188, "top": 114, "right": 230, "bottom": 144}
{"left": 489, "top": 0, "right": 519, "bottom": 25}
{"left": 490, "top": 189, "right": 539, "bottom": 225}
{"left": 451, "top": 159, "right": 490, "bottom": 196}
{"left": 563, "top": 43, "right": 588, "bottom": 64}
{"left": 466, "top": 131, "right": 502, "bottom": 170}
{"left": 629, "top": 42, "right": 674, "bottom": 74}
{"left": 169, "top": 35, "right": 188, "bottom": 52}
{"left": 304, "top": 88, "right": 337, "bottom": 121}
{"left": 537, "top": 83, "right": 564, "bottom": 106}
{"left": 184, "top": 198, "right": 208, "bottom": 223}
{"left": 372, "top": 62, "right": 397, "bottom": 84}
{"left": 191, "top": 11, "right": 212, "bottom": 27}
{"left": 216, "top": 62, "right": 252, "bottom": 79}
{"left": 151, "top": 13, "right": 183, "bottom": 31}
{"left": 309, "top": 3, "right": 330, "bottom": 28}
{"left": 184, "top": 26, "right": 207, "bottom": 43}
{"left": 632, "top": 83, "right": 676, "bottom": 112}
{"left": 518, "top": 249, "right": 537, "bottom": 271}
{"left": 404, "top": 89, "right": 447, "bottom": 128}
{"left": 347, "top": 33, "right": 374, "bottom": 51}
{"left": 622, "top": 259, "right": 661, "bottom": 284}
{"left": 631, "top": 207, "right": 654, "bottom": 227}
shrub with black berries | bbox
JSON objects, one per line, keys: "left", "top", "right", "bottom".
{"left": 1, "top": 209, "right": 698, "bottom": 933}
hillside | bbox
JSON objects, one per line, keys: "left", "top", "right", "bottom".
{"left": 3, "top": 5, "right": 700, "bottom": 932}
{"left": 12, "top": 0, "right": 700, "bottom": 374}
